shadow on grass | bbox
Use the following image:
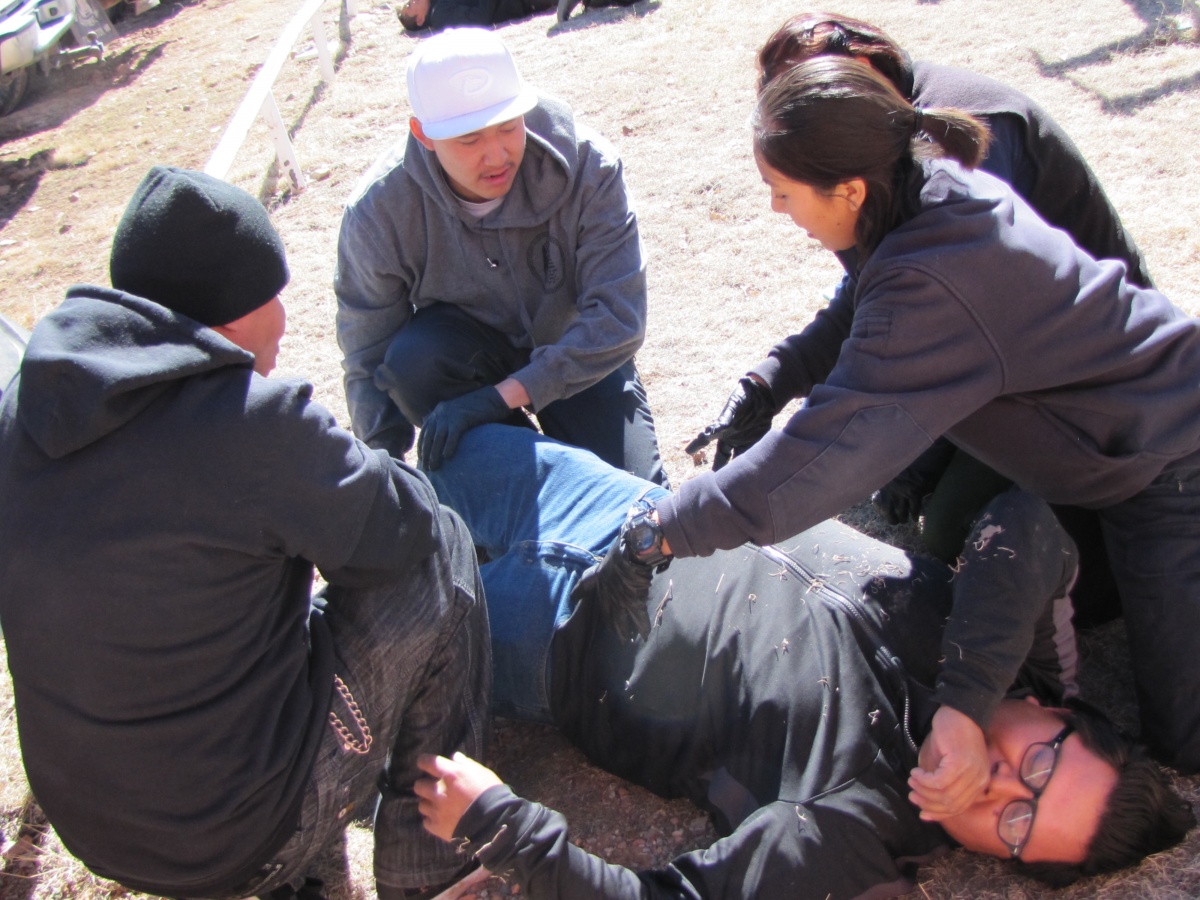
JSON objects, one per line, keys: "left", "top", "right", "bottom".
{"left": 1031, "top": 2, "right": 1199, "bottom": 115}
{"left": 0, "top": 148, "right": 93, "bottom": 231}
{"left": 252, "top": 0, "right": 374, "bottom": 207}
{"left": 0, "top": 41, "right": 169, "bottom": 146}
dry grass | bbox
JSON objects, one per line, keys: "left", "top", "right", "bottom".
{"left": 2, "top": 0, "right": 1200, "bottom": 897}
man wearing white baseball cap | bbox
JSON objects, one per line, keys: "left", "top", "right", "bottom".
{"left": 336, "top": 28, "right": 664, "bottom": 486}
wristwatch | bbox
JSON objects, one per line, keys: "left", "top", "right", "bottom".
{"left": 621, "top": 499, "right": 672, "bottom": 573}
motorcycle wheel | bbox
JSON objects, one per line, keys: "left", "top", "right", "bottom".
{"left": 0, "top": 67, "right": 30, "bottom": 117}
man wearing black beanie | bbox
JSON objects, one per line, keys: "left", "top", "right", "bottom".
{"left": 0, "top": 166, "right": 491, "bottom": 900}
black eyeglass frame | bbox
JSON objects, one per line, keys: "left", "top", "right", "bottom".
{"left": 997, "top": 722, "right": 1076, "bottom": 859}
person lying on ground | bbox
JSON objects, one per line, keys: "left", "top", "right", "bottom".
{"left": 396, "top": 0, "right": 554, "bottom": 34}
{"left": 414, "top": 424, "right": 1192, "bottom": 899}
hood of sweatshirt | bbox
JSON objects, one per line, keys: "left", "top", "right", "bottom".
{"left": 13, "top": 286, "right": 255, "bottom": 459}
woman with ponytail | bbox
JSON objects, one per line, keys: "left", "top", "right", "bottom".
{"left": 638, "top": 54, "right": 1200, "bottom": 786}
{"left": 735, "top": 14, "right": 1138, "bottom": 623}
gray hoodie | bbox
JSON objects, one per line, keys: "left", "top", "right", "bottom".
{"left": 335, "top": 94, "right": 647, "bottom": 452}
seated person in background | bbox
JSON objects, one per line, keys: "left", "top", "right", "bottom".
{"left": 555, "top": 0, "right": 640, "bottom": 24}
{"left": 396, "top": 0, "right": 555, "bottom": 33}
{"left": 414, "top": 425, "right": 1192, "bottom": 899}
{"left": 0, "top": 167, "right": 490, "bottom": 900}
{"left": 688, "top": 12, "right": 1149, "bottom": 618}
{"left": 336, "top": 28, "right": 665, "bottom": 484}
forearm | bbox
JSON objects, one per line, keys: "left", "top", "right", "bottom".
{"left": 933, "top": 488, "right": 1078, "bottom": 726}
{"left": 458, "top": 786, "right": 665, "bottom": 900}
{"left": 512, "top": 316, "right": 643, "bottom": 412}
{"left": 660, "top": 399, "right": 936, "bottom": 558}
{"left": 262, "top": 388, "right": 439, "bottom": 583}
{"left": 317, "top": 448, "right": 444, "bottom": 586}
{"left": 495, "top": 377, "right": 530, "bottom": 410}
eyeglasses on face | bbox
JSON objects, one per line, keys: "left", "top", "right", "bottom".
{"left": 997, "top": 722, "right": 1075, "bottom": 858}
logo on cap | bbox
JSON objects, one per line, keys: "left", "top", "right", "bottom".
{"left": 453, "top": 68, "right": 494, "bottom": 98}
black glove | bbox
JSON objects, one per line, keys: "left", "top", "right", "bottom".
{"left": 685, "top": 376, "right": 777, "bottom": 471}
{"left": 569, "top": 502, "right": 669, "bottom": 641}
{"left": 570, "top": 537, "right": 653, "bottom": 642}
{"left": 870, "top": 439, "right": 957, "bottom": 525}
{"left": 872, "top": 480, "right": 926, "bottom": 525}
{"left": 418, "top": 386, "right": 510, "bottom": 471}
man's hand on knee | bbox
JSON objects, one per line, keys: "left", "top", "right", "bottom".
{"left": 418, "top": 387, "right": 511, "bottom": 470}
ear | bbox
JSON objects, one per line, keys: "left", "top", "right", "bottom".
{"left": 410, "top": 117, "right": 436, "bottom": 151}
{"left": 836, "top": 177, "right": 868, "bottom": 212}
{"left": 212, "top": 319, "right": 242, "bottom": 342}
{"left": 1023, "top": 694, "right": 1043, "bottom": 707}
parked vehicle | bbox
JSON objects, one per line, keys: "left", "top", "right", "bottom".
{"left": 0, "top": 0, "right": 102, "bottom": 116}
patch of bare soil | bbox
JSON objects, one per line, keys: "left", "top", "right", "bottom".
{"left": 2, "top": 0, "right": 1200, "bottom": 898}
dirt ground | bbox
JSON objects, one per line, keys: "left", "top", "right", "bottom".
{"left": 2, "top": 0, "right": 1200, "bottom": 898}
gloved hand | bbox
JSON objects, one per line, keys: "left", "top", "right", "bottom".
{"left": 685, "top": 376, "right": 777, "bottom": 471}
{"left": 872, "top": 480, "right": 926, "bottom": 525}
{"left": 570, "top": 533, "right": 654, "bottom": 642}
{"left": 870, "top": 440, "right": 956, "bottom": 525}
{"left": 418, "top": 386, "right": 510, "bottom": 471}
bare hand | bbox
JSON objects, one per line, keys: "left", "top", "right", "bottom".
{"left": 908, "top": 705, "right": 990, "bottom": 821}
{"left": 415, "top": 752, "right": 502, "bottom": 841}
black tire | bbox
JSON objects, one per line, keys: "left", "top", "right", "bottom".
{"left": 0, "top": 66, "right": 30, "bottom": 117}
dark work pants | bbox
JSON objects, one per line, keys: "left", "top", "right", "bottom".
{"left": 218, "top": 511, "right": 491, "bottom": 899}
{"left": 1097, "top": 466, "right": 1200, "bottom": 773}
{"left": 378, "top": 303, "right": 666, "bottom": 486}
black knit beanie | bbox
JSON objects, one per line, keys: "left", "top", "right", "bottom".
{"left": 110, "top": 166, "right": 289, "bottom": 327}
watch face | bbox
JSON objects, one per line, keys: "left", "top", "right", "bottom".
{"left": 631, "top": 522, "right": 656, "bottom": 554}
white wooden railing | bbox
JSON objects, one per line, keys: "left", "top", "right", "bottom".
{"left": 205, "top": 0, "right": 358, "bottom": 192}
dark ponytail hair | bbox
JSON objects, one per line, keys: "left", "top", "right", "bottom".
{"left": 752, "top": 56, "right": 991, "bottom": 256}
{"left": 757, "top": 12, "right": 912, "bottom": 95}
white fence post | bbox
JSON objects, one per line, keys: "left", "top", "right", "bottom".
{"left": 205, "top": 0, "right": 357, "bottom": 189}
{"left": 310, "top": 9, "right": 336, "bottom": 84}
{"left": 261, "top": 92, "right": 307, "bottom": 192}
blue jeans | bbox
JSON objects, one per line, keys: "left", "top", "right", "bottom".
{"left": 377, "top": 303, "right": 667, "bottom": 487}
{"left": 1098, "top": 466, "right": 1200, "bottom": 772}
{"left": 218, "top": 510, "right": 490, "bottom": 898}
{"left": 427, "top": 425, "right": 667, "bottom": 722}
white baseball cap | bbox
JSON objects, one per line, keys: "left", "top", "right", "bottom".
{"left": 407, "top": 29, "right": 539, "bottom": 140}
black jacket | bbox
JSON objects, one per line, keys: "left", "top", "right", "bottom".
{"left": 0, "top": 288, "right": 446, "bottom": 895}
{"left": 455, "top": 491, "right": 1076, "bottom": 899}
{"left": 660, "top": 160, "right": 1200, "bottom": 559}
{"left": 754, "top": 59, "right": 1152, "bottom": 411}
